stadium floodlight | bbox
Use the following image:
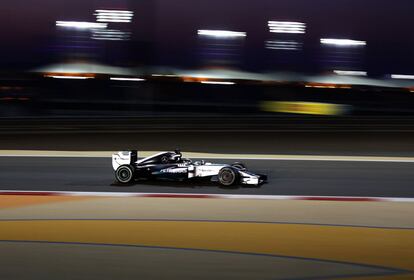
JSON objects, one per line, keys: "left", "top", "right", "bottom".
{"left": 333, "top": 70, "right": 367, "bottom": 76}
{"left": 265, "top": 40, "right": 302, "bottom": 51}
{"left": 95, "top": 10, "right": 134, "bottom": 23}
{"left": 56, "top": 21, "right": 107, "bottom": 30}
{"left": 197, "top": 30, "right": 247, "bottom": 38}
{"left": 201, "top": 81, "right": 235, "bottom": 85}
{"left": 268, "top": 21, "right": 306, "bottom": 34}
{"left": 391, "top": 74, "right": 414, "bottom": 80}
{"left": 321, "top": 38, "right": 366, "bottom": 47}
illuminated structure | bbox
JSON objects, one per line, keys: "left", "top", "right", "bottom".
{"left": 268, "top": 21, "right": 306, "bottom": 35}
{"left": 197, "top": 29, "right": 247, "bottom": 67}
{"left": 54, "top": 19, "right": 99, "bottom": 60}
{"left": 54, "top": 0, "right": 135, "bottom": 63}
{"left": 265, "top": 20, "right": 306, "bottom": 70}
{"left": 320, "top": 38, "right": 367, "bottom": 73}
{"left": 91, "top": 9, "right": 134, "bottom": 41}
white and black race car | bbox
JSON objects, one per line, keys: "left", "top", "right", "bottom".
{"left": 112, "top": 150, "right": 267, "bottom": 187}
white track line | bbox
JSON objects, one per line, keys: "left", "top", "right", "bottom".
{"left": 1, "top": 151, "right": 414, "bottom": 163}
{"left": 1, "top": 190, "right": 414, "bottom": 202}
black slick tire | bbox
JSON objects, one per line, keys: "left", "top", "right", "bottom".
{"left": 115, "top": 165, "right": 135, "bottom": 184}
{"left": 218, "top": 167, "right": 239, "bottom": 187}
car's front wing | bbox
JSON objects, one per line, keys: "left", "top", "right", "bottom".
{"left": 239, "top": 170, "right": 267, "bottom": 186}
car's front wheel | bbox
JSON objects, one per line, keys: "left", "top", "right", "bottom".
{"left": 218, "top": 167, "right": 239, "bottom": 187}
{"left": 231, "top": 162, "right": 247, "bottom": 171}
{"left": 115, "top": 165, "right": 135, "bottom": 184}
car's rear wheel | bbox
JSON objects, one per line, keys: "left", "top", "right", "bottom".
{"left": 218, "top": 167, "right": 239, "bottom": 187}
{"left": 115, "top": 165, "right": 135, "bottom": 184}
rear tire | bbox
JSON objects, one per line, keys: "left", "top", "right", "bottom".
{"left": 115, "top": 165, "right": 135, "bottom": 184}
{"left": 218, "top": 167, "right": 239, "bottom": 187}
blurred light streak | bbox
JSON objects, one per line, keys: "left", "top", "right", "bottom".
{"left": 321, "top": 38, "right": 367, "bottom": 47}
{"left": 92, "top": 29, "right": 131, "bottom": 41}
{"left": 305, "top": 83, "right": 352, "bottom": 89}
{"left": 95, "top": 10, "right": 134, "bottom": 23}
{"left": 200, "top": 81, "right": 235, "bottom": 85}
{"left": 56, "top": 21, "right": 107, "bottom": 30}
{"left": 268, "top": 21, "right": 306, "bottom": 34}
{"left": 197, "top": 30, "right": 247, "bottom": 38}
{"left": 45, "top": 75, "right": 94, "bottom": 80}
{"left": 110, "top": 77, "right": 146, "bottom": 81}
{"left": 91, "top": 37, "right": 128, "bottom": 41}
{"left": 261, "top": 101, "right": 349, "bottom": 115}
{"left": 152, "top": 74, "right": 179, "bottom": 77}
{"left": 96, "top": 9, "right": 133, "bottom": 13}
{"left": 0, "top": 86, "right": 23, "bottom": 91}
{"left": 391, "top": 74, "right": 414, "bottom": 80}
{"left": 334, "top": 70, "right": 367, "bottom": 76}
{"left": 265, "top": 40, "right": 302, "bottom": 51}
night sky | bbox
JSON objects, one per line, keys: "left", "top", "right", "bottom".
{"left": 0, "top": 0, "right": 413, "bottom": 73}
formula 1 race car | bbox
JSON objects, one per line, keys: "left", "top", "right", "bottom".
{"left": 112, "top": 150, "right": 267, "bottom": 187}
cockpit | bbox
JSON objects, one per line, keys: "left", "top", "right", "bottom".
{"left": 136, "top": 150, "right": 183, "bottom": 166}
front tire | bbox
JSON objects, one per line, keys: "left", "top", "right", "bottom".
{"left": 218, "top": 167, "right": 239, "bottom": 187}
{"left": 115, "top": 165, "right": 135, "bottom": 184}
{"left": 232, "top": 162, "right": 247, "bottom": 171}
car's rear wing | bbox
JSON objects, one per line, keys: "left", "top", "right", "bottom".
{"left": 112, "top": 150, "right": 138, "bottom": 170}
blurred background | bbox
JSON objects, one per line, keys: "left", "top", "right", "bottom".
{"left": 1, "top": 0, "right": 414, "bottom": 119}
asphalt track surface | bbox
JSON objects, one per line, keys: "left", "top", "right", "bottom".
{"left": 1, "top": 157, "right": 414, "bottom": 197}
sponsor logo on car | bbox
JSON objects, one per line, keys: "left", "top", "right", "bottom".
{"left": 160, "top": 168, "right": 187, "bottom": 174}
